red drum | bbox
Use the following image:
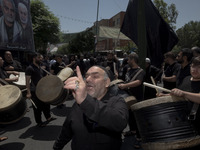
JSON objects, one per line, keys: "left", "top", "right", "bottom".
{"left": 131, "top": 96, "right": 200, "bottom": 150}
{"left": 0, "top": 85, "right": 27, "bottom": 124}
{"left": 36, "top": 75, "right": 69, "bottom": 105}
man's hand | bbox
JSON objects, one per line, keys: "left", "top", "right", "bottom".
{"left": 64, "top": 66, "right": 87, "bottom": 104}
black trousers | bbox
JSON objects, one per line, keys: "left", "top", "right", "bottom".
{"left": 31, "top": 92, "right": 51, "bottom": 124}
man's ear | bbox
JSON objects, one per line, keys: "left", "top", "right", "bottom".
{"left": 105, "top": 78, "right": 111, "bottom": 88}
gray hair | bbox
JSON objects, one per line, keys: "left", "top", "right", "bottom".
{"left": 1, "top": 0, "right": 16, "bottom": 11}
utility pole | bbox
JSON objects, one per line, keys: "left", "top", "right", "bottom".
{"left": 94, "top": 0, "right": 100, "bottom": 54}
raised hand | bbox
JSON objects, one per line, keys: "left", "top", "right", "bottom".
{"left": 64, "top": 66, "right": 87, "bottom": 104}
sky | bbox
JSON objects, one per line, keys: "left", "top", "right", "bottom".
{"left": 41, "top": 0, "right": 200, "bottom": 33}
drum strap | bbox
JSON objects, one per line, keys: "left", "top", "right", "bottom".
{"left": 188, "top": 103, "right": 199, "bottom": 120}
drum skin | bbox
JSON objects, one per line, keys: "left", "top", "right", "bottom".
{"left": 131, "top": 96, "right": 200, "bottom": 150}
{"left": 57, "top": 67, "right": 73, "bottom": 82}
{"left": 0, "top": 85, "right": 27, "bottom": 124}
{"left": 9, "top": 72, "right": 27, "bottom": 89}
{"left": 36, "top": 75, "right": 68, "bottom": 105}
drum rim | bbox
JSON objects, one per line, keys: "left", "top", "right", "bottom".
{"left": 36, "top": 75, "right": 64, "bottom": 102}
{"left": 141, "top": 136, "right": 200, "bottom": 150}
{"left": 109, "top": 79, "right": 124, "bottom": 87}
{"left": 57, "top": 67, "right": 73, "bottom": 81}
{"left": 0, "top": 99, "right": 27, "bottom": 124}
{"left": 0, "top": 85, "right": 22, "bottom": 111}
{"left": 9, "top": 72, "right": 26, "bottom": 86}
{"left": 131, "top": 95, "right": 185, "bottom": 111}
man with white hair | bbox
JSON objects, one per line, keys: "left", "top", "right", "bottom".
{"left": 18, "top": 2, "right": 31, "bottom": 45}
{"left": 0, "top": 0, "right": 22, "bottom": 43}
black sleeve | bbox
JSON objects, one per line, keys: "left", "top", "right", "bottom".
{"left": 80, "top": 95, "right": 129, "bottom": 132}
{"left": 53, "top": 106, "right": 73, "bottom": 150}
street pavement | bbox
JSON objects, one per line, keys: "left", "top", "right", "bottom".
{"left": 0, "top": 98, "right": 143, "bottom": 150}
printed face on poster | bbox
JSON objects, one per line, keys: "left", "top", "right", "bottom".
{"left": 0, "top": 0, "right": 34, "bottom": 51}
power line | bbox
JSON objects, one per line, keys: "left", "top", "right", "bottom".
{"left": 56, "top": 14, "right": 94, "bottom": 24}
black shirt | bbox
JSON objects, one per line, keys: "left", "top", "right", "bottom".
{"left": 51, "top": 62, "right": 66, "bottom": 75}
{"left": 163, "top": 62, "right": 180, "bottom": 90}
{"left": 125, "top": 68, "right": 145, "bottom": 101}
{"left": 25, "top": 63, "right": 44, "bottom": 92}
{"left": 176, "top": 63, "right": 191, "bottom": 87}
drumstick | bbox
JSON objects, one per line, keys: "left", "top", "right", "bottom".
{"left": 41, "top": 67, "right": 52, "bottom": 75}
{"left": 143, "top": 82, "right": 171, "bottom": 93}
{"left": 150, "top": 76, "right": 159, "bottom": 94}
{"left": 21, "top": 88, "right": 27, "bottom": 92}
{"left": 27, "top": 98, "right": 37, "bottom": 109}
{"left": 59, "top": 66, "right": 65, "bottom": 69}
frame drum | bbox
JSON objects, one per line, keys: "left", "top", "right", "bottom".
{"left": 0, "top": 85, "right": 27, "bottom": 124}
{"left": 57, "top": 67, "right": 73, "bottom": 82}
{"left": 131, "top": 96, "right": 200, "bottom": 150}
{"left": 9, "top": 72, "right": 27, "bottom": 89}
{"left": 36, "top": 75, "right": 68, "bottom": 105}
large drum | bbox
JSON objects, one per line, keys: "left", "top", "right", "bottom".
{"left": 0, "top": 85, "right": 27, "bottom": 124}
{"left": 36, "top": 67, "right": 73, "bottom": 105}
{"left": 131, "top": 96, "right": 200, "bottom": 150}
{"left": 36, "top": 75, "right": 67, "bottom": 105}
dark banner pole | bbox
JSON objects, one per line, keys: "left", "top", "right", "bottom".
{"left": 137, "top": 0, "right": 147, "bottom": 70}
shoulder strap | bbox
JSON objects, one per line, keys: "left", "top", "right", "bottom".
{"left": 130, "top": 68, "right": 143, "bottom": 82}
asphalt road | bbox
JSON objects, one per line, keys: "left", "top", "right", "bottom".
{"left": 0, "top": 99, "right": 74, "bottom": 150}
{"left": 0, "top": 97, "right": 142, "bottom": 150}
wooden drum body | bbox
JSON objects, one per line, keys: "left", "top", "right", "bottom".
{"left": 131, "top": 96, "right": 200, "bottom": 150}
{"left": 36, "top": 75, "right": 68, "bottom": 105}
{"left": 0, "top": 85, "right": 27, "bottom": 124}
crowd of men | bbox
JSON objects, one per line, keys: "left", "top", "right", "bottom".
{"left": 1, "top": 46, "right": 200, "bottom": 149}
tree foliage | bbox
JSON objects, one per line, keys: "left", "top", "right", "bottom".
{"left": 66, "top": 31, "right": 95, "bottom": 54}
{"left": 176, "top": 21, "right": 200, "bottom": 49}
{"left": 153, "top": 0, "right": 178, "bottom": 30}
{"left": 30, "top": 0, "right": 60, "bottom": 54}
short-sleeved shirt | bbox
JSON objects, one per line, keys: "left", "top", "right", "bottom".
{"left": 163, "top": 62, "right": 180, "bottom": 90}
{"left": 125, "top": 68, "right": 145, "bottom": 101}
{"left": 51, "top": 62, "right": 66, "bottom": 75}
{"left": 25, "top": 63, "right": 44, "bottom": 92}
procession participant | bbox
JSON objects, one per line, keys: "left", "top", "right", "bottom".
{"left": 0, "top": 56, "right": 19, "bottom": 83}
{"left": 25, "top": 52, "right": 56, "bottom": 127}
{"left": 170, "top": 56, "right": 200, "bottom": 134}
{"left": 144, "top": 57, "right": 162, "bottom": 100}
{"left": 162, "top": 51, "right": 180, "bottom": 91}
{"left": 50, "top": 54, "right": 66, "bottom": 75}
{"left": 115, "top": 53, "right": 145, "bottom": 148}
{"left": 53, "top": 66, "right": 128, "bottom": 150}
{"left": 3, "top": 51, "right": 23, "bottom": 71}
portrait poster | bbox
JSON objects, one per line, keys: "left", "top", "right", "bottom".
{"left": 0, "top": 0, "right": 35, "bottom": 52}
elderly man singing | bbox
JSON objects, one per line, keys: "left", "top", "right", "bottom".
{"left": 53, "top": 66, "right": 129, "bottom": 150}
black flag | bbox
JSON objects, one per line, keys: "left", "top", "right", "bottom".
{"left": 121, "top": 0, "right": 178, "bottom": 67}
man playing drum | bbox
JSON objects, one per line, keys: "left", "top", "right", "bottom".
{"left": 25, "top": 52, "right": 56, "bottom": 127}
{"left": 0, "top": 56, "right": 19, "bottom": 84}
{"left": 171, "top": 56, "right": 200, "bottom": 135}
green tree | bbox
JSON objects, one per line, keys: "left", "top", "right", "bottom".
{"left": 31, "top": 0, "right": 60, "bottom": 54}
{"left": 153, "top": 0, "right": 178, "bottom": 29}
{"left": 176, "top": 21, "right": 200, "bottom": 49}
{"left": 67, "top": 31, "right": 95, "bottom": 54}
